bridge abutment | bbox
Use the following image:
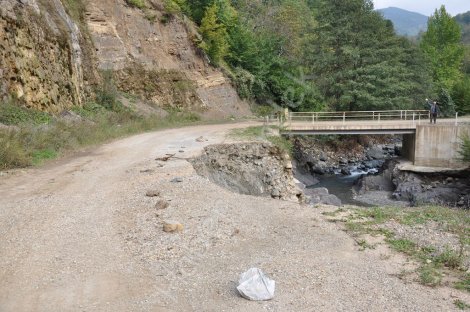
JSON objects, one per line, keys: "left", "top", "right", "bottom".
{"left": 413, "top": 125, "right": 470, "bottom": 168}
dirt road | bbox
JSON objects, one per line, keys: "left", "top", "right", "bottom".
{"left": 0, "top": 123, "right": 468, "bottom": 311}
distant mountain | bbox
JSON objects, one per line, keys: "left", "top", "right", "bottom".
{"left": 455, "top": 11, "right": 470, "bottom": 45}
{"left": 377, "top": 7, "right": 428, "bottom": 37}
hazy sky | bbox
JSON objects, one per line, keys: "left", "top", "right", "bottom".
{"left": 373, "top": 0, "right": 470, "bottom": 16}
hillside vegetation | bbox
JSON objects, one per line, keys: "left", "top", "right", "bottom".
{"left": 2, "top": 0, "right": 470, "bottom": 169}
{"left": 165, "top": 0, "right": 468, "bottom": 114}
{"left": 455, "top": 11, "right": 470, "bottom": 45}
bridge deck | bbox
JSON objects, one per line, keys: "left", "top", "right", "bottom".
{"left": 285, "top": 119, "right": 420, "bottom": 134}
{"left": 280, "top": 110, "right": 468, "bottom": 135}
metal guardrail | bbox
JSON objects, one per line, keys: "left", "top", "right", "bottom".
{"left": 287, "top": 110, "right": 430, "bottom": 125}
{"left": 261, "top": 110, "right": 462, "bottom": 129}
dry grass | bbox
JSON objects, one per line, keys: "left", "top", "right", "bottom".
{"left": 0, "top": 103, "right": 202, "bottom": 170}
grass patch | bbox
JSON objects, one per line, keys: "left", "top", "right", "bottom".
{"left": 386, "top": 238, "right": 416, "bottom": 255}
{"left": 419, "top": 265, "right": 442, "bottom": 287}
{"left": 434, "top": 248, "right": 463, "bottom": 269}
{"left": 229, "top": 126, "right": 293, "bottom": 155}
{"left": 230, "top": 126, "right": 265, "bottom": 140}
{"left": 0, "top": 101, "right": 52, "bottom": 125}
{"left": 455, "top": 274, "right": 470, "bottom": 292}
{"left": 356, "top": 207, "right": 401, "bottom": 224}
{"left": 61, "top": 0, "right": 87, "bottom": 24}
{"left": 321, "top": 208, "right": 345, "bottom": 217}
{"left": 455, "top": 299, "right": 470, "bottom": 310}
{"left": 267, "top": 135, "right": 293, "bottom": 156}
{"left": 0, "top": 105, "right": 202, "bottom": 170}
{"left": 32, "top": 149, "right": 58, "bottom": 165}
{"left": 342, "top": 205, "right": 470, "bottom": 290}
{"left": 357, "top": 239, "right": 375, "bottom": 251}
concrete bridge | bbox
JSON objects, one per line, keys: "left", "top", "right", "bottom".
{"left": 279, "top": 110, "right": 470, "bottom": 169}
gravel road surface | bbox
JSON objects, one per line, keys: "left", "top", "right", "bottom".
{"left": 0, "top": 123, "right": 468, "bottom": 311}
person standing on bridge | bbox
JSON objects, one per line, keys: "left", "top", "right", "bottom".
{"left": 425, "top": 99, "right": 440, "bottom": 124}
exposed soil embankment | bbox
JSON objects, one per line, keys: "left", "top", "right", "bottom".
{"left": 191, "top": 143, "right": 303, "bottom": 202}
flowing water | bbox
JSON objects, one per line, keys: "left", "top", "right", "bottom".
{"left": 312, "top": 168, "right": 378, "bottom": 206}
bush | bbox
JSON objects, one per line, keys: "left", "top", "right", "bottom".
{"left": 452, "top": 76, "right": 470, "bottom": 115}
{"left": 268, "top": 135, "right": 293, "bottom": 156}
{"left": 164, "top": 0, "right": 188, "bottom": 15}
{"left": 0, "top": 130, "right": 32, "bottom": 169}
{"left": 96, "top": 71, "right": 122, "bottom": 111}
{"left": 0, "top": 101, "right": 52, "bottom": 125}
{"left": 459, "top": 134, "right": 470, "bottom": 162}
{"left": 419, "top": 265, "right": 442, "bottom": 287}
{"left": 126, "top": 0, "right": 146, "bottom": 9}
{"left": 232, "top": 67, "right": 255, "bottom": 100}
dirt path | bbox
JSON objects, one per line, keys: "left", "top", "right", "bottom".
{"left": 0, "top": 123, "right": 467, "bottom": 311}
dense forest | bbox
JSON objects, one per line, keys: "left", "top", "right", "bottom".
{"left": 165, "top": 0, "right": 470, "bottom": 115}
{"left": 455, "top": 11, "right": 470, "bottom": 45}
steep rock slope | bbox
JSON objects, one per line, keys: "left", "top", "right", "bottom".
{"left": 0, "top": 0, "right": 250, "bottom": 118}
{"left": 85, "top": 0, "right": 250, "bottom": 118}
{"left": 0, "top": 0, "right": 94, "bottom": 113}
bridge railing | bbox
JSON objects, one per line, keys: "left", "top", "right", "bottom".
{"left": 286, "top": 110, "right": 431, "bottom": 126}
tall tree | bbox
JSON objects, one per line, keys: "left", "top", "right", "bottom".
{"left": 420, "top": 6, "right": 464, "bottom": 91}
{"left": 199, "top": 3, "right": 230, "bottom": 64}
{"left": 308, "top": 0, "right": 429, "bottom": 111}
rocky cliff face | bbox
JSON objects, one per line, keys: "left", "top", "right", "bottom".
{"left": 0, "top": 0, "right": 94, "bottom": 113}
{"left": 1, "top": 0, "right": 250, "bottom": 118}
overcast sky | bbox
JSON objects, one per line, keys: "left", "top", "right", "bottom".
{"left": 373, "top": 0, "right": 470, "bottom": 16}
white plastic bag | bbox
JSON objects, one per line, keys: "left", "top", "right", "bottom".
{"left": 237, "top": 268, "right": 275, "bottom": 301}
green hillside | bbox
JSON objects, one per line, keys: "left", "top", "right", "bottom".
{"left": 455, "top": 11, "right": 470, "bottom": 44}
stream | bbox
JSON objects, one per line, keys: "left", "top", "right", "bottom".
{"left": 311, "top": 168, "right": 378, "bottom": 206}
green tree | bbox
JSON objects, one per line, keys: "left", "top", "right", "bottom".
{"left": 164, "top": 0, "right": 189, "bottom": 15}
{"left": 420, "top": 6, "right": 464, "bottom": 91}
{"left": 437, "top": 87, "right": 456, "bottom": 117}
{"left": 452, "top": 76, "right": 470, "bottom": 114}
{"left": 199, "top": 3, "right": 230, "bottom": 64}
{"left": 308, "top": 0, "right": 428, "bottom": 111}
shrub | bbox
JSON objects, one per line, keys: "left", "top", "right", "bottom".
{"left": 419, "top": 265, "right": 442, "bottom": 287}
{"left": 459, "top": 134, "right": 470, "bottom": 162}
{"left": 0, "top": 101, "right": 52, "bottom": 125}
{"left": 126, "top": 0, "right": 146, "bottom": 9}
{"left": 0, "top": 130, "right": 32, "bottom": 169}
{"left": 95, "top": 71, "right": 120, "bottom": 110}
{"left": 434, "top": 248, "right": 463, "bottom": 269}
